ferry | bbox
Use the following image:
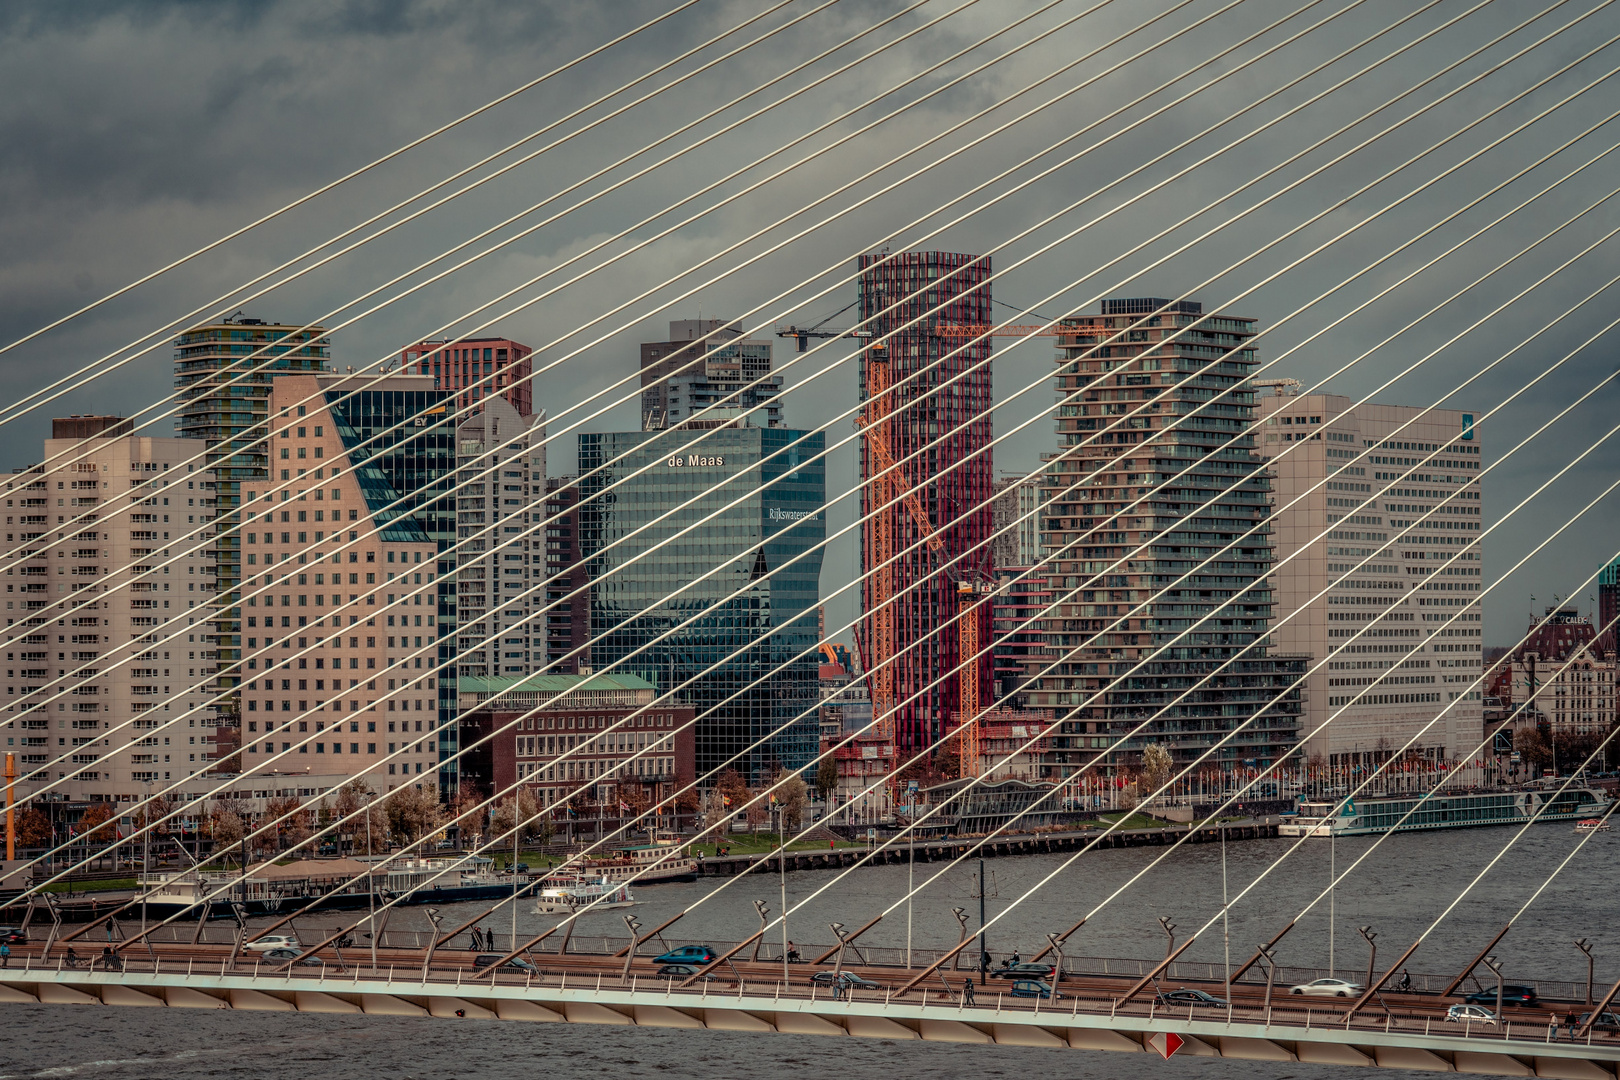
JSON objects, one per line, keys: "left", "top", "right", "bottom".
{"left": 578, "top": 838, "right": 697, "bottom": 884}
{"left": 1278, "top": 786, "right": 1612, "bottom": 838}
{"left": 534, "top": 875, "right": 637, "bottom": 915}
{"left": 1575, "top": 818, "right": 1612, "bottom": 833}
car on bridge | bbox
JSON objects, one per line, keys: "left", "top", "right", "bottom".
{"left": 810, "top": 972, "right": 885, "bottom": 991}
{"left": 1446, "top": 1004, "right": 1499, "bottom": 1025}
{"left": 1156, "top": 988, "right": 1230, "bottom": 1010}
{"left": 263, "top": 948, "right": 323, "bottom": 967}
{"left": 1008, "top": 980, "right": 1062, "bottom": 1000}
{"left": 245, "top": 935, "right": 300, "bottom": 953}
{"left": 654, "top": 945, "right": 718, "bottom": 965}
{"left": 0, "top": 927, "right": 27, "bottom": 945}
{"left": 991, "top": 962, "right": 1057, "bottom": 980}
{"left": 1463, "top": 984, "right": 1539, "bottom": 1008}
{"left": 657, "top": 964, "right": 717, "bottom": 980}
{"left": 474, "top": 954, "right": 538, "bottom": 975}
{"left": 1290, "top": 978, "right": 1363, "bottom": 997}
{"left": 1581, "top": 1011, "right": 1620, "bottom": 1033}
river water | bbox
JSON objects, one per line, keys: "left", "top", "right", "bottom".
{"left": 7, "top": 821, "right": 1613, "bottom": 1080}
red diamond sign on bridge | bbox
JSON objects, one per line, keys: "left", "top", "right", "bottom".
{"left": 1146, "top": 1031, "right": 1184, "bottom": 1059}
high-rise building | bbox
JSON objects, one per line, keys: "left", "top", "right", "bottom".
{"left": 172, "top": 317, "right": 330, "bottom": 728}
{"left": 856, "top": 251, "right": 995, "bottom": 761}
{"left": 245, "top": 372, "right": 456, "bottom": 794}
{"left": 453, "top": 396, "right": 546, "bottom": 678}
{"left": 639, "top": 320, "right": 783, "bottom": 430}
{"left": 991, "top": 474, "right": 1046, "bottom": 570}
{"left": 1600, "top": 556, "right": 1620, "bottom": 653}
{"left": 1029, "top": 298, "right": 1305, "bottom": 782}
{"left": 1258, "top": 390, "right": 1482, "bottom": 776}
{"left": 404, "top": 337, "right": 533, "bottom": 417}
{"left": 1, "top": 419, "right": 218, "bottom": 806}
{"left": 541, "top": 476, "right": 590, "bottom": 675}
{"left": 990, "top": 567, "right": 1051, "bottom": 707}
{"left": 578, "top": 425, "right": 825, "bottom": 781}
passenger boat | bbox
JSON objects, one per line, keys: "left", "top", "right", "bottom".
{"left": 1575, "top": 818, "right": 1611, "bottom": 832}
{"left": 134, "top": 855, "right": 530, "bottom": 919}
{"left": 577, "top": 837, "right": 697, "bottom": 884}
{"left": 533, "top": 875, "right": 637, "bottom": 915}
{"left": 1278, "top": 786, "right": 1611, "bottom": 838}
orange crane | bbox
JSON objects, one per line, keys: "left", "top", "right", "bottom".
{"left": 857, "top": 342, "right": 992, "bottom": 778}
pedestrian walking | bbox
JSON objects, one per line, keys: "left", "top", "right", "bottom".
{"left": 963, "top": 978, "right": 975, "bottom": 1006}
{"left": 0, "top": 943, "right": 10, "bottom": 969}
{"left": 1566, "top": 1008, "right": 1580, "bottom": 1041}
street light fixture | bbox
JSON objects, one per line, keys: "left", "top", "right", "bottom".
{"left": 1577, "top": 939, "right": 1595, "bottom": 1008}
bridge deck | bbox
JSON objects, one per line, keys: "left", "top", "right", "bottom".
{"left": 4, "top": 942, "right": 1618, "bottom": 1077}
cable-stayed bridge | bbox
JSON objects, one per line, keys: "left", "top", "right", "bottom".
{"left": 4, "top": 2, "right": 1620, "bottom": 1075}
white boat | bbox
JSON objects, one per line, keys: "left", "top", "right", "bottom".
{"left": 534, "top": 875, "right": 637, "bottom": 915}
{"left": 1575, "top": 818, "right": 1611, "bottom": 832}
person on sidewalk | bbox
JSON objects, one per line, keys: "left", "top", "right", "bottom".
{"left": 963, "top": 978, "right": 976, "bottom": 1006}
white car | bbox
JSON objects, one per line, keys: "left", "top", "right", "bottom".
{"left": 1446, "top": 1004, "right": 1498, "bottom": 1025}
{"left": 1290, "top": 978, "right": 1364, "bottom": 998}
{"left": 244, "top": 934, "right": 300, "bottom": 953}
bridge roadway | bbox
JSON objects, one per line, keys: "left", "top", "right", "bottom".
{"left": 4, "top": 939, "right": 1620, "bottom": 1076}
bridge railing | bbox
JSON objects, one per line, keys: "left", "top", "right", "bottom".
{"left": 44, "top": 925, "right": 1591, "bottom": 1003}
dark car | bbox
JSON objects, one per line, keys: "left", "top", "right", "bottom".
{"left": 657, "top": 964, "right": 716, "bottom": 980}
{"left": 263, "top": 948, "right": 323, "bottom": 967}
{"left": 0, "top": 927, "right": 27, "bottom": 945}
{"left": 1582, "top": 1011, "right": 1620, "bottom": 1033}
{"left": 1008, "top": 980, "right": 1061, "bottom": 1000}
{"left": 653, "top": 945, "right": 718, "bottom": 965}
{"left": 474, "top": 954, "right": 538, "bottom": 975}
{"left": 1157, "top": 988, "right": 1231, "bottom": 1010}
{"left": 1464, "top": 984, "right": 1538, "bottom": 1008}
{"left": 810, "top": 971, "right": 885, "bottom": 991}
{"left": 992, "top": 962, "right": 1057, "bottom": 980}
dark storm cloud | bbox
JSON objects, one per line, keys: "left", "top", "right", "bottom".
{"left": 0, "top": 0, "right": 1617, "bottom": 641}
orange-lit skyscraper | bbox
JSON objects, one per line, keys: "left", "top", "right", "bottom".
{"left": 856, "top": 250, "right": 995, "bottom": 763}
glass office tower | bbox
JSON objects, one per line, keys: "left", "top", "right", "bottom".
{"left": 578, "top": 426, "right": 825, "bottom": 781}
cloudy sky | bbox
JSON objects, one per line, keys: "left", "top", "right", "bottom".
{"left": 1, "top": 0, "right": 1618, "bottom": 645}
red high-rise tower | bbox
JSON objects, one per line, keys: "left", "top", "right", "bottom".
{"left": 857, "top": 251, "right": 995, "bottom": 764}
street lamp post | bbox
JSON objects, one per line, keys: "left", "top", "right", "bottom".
{"left": 1484, "top": 954, "right": 1506, "bottom": 1021}
{"left": 366, "top": 793, "right": 377, "bottom": 974}
{"left": 1359, "top": 926, "right": 1377, "bottom": 993}
{"left": 1578, "top": 939, "right": 1595, "bottom": 1008}
{"left": 776, "top": 803, "right": 788, "bottom": 986}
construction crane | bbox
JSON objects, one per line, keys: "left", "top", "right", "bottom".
{"left": 935, "top": 324, "right": 1065, "bottom": 338}
{"left": 856, "top": 341, "right": 993, "bottom": 779}
{"left": 774, "top": 300, "right": 869, "bottom": 352}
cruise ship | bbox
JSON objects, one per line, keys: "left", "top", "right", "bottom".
{"left": 1279, "top": 786, "right": 1611, "bottom": 837}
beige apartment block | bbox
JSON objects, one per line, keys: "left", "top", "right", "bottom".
{"left": 1258, "top": 390, "right": 1483, "bottom": 781}
{"left": 234, "top": 374, "right": 443, "bottom": 793}
{"left": 1, "top": 418, "right": 219, "bottom": 808}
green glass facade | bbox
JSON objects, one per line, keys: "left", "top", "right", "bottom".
{"left": 578, "top": 427, "right": 825, "bottom": 782}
